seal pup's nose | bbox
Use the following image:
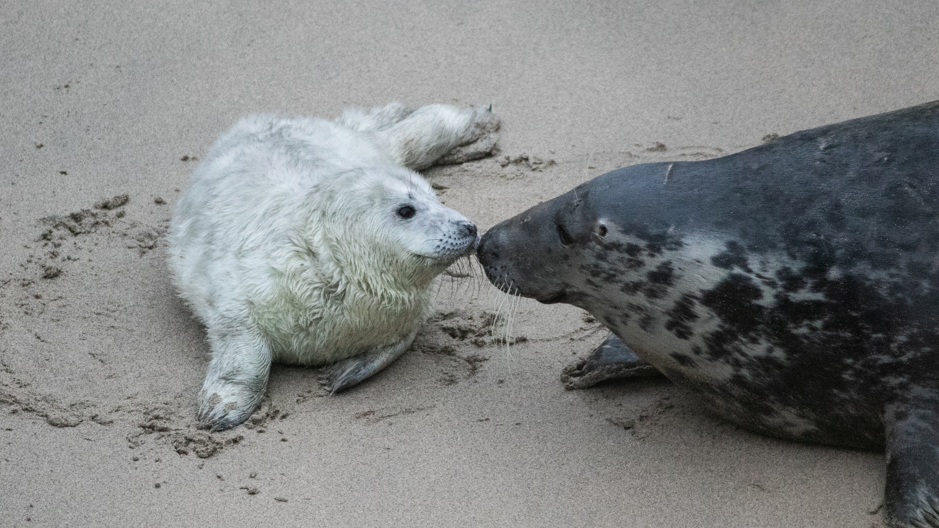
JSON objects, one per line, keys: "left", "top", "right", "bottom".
{"left": 458, "top": 221, "right": 478, "bottom": 239}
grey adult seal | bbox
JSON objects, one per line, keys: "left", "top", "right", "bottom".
{"left": 478, "top": 101, "right": 939, "bottom": 528}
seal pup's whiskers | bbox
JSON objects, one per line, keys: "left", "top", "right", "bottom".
{"left": 437, "top": 255, "right": 483, "bottom": 300}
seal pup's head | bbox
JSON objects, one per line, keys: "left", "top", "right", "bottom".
{"left": 298, "top": 167, "right": 478, "bottom": 296}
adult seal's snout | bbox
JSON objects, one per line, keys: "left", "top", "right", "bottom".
{"left": 476, "top": 229, "right": 500, "bottom": 279}
{"left": 479, "top": 101, "right": 939, "bottom": 528}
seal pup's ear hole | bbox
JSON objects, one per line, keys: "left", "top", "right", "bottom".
{"left": 596, "top": 222, "right": 608, "bottom": 238}
{"left": 397, "top": 205, "right": 416, "bottom": 219}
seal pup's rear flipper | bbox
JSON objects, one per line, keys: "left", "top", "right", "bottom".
{"left": 432, "top": 105, "right": 501, "bottom": 167}
{"left": 884, "top": 399, "right": 939, "bottom": 527}
{"left": 378, "top": 104, "right": 500, "bottom": 170}
{"left": 334, "top": 102, "right": 415, "bottom": 133}
{"left": 318, "top": 329, "right": 418, "bottom": 395}
{"left": 561, "top": 332, "right": 663, "bottom": 390}
{"left": 334, "top": 102, "right": 500, "bottom": 171}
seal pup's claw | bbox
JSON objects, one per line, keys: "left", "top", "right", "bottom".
{"left": 561, "top": 333, "right": 662, "bottom": 390}
{"left": 197, "top": 385, "right": 266, "bottom": 431}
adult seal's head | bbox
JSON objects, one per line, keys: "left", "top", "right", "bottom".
{"left": 478, "top": 101, "right": 939, "bottom": 528}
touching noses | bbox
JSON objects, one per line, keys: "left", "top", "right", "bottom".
{"left": 457, "top": 221, "right": 478, "bottom": 239}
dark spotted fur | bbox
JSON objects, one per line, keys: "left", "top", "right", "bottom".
{"left": 478, "top": 101, "right": 939, "bottom": 528}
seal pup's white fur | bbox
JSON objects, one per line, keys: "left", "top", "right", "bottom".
{"left": 168, "top": 103, "right": 499, "bottom": 430}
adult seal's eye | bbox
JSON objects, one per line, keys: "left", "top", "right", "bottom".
{"left": 397, "top": 205, "right": 416, "bottom": 219}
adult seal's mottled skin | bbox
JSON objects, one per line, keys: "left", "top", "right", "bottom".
{"left": 477, "top": 101, "right": 939, "bottom": 528}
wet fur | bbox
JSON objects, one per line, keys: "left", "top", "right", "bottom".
{"left": 169, "top": 103, "right": 498, "bottom": 430}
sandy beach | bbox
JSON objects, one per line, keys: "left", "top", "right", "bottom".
{"left": 2, "top": 1, "right": 938, "bottom": 526}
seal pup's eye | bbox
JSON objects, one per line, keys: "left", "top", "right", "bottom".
{"left": 597, "top": 223, "right": 608, "bottom": 238}
{"left": 397, "top": 205, "right": 416, "bottom": 219}
{"left": 556, "top": 223, "right": 575, "bottom": 245}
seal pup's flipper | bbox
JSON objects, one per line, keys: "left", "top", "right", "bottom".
{"left": 432, "top": 105, "right": 501, "bottom": 167}
{"left": 335, "top": 102, "right": 500, "bottom": 170}
{"left": 561, "top": 333, "right": 663, "bottom": 390}
{"left": 197, "top": 327, "right": 272, "bottom": 431}
{"left": 318, "top": 330, "right": 418, "bottom": 394}
{"left": 334, "top": 102, "right": 415, "bottom": 133}
{"left": 884, "top": 399, "right": 939, "bottom": 527}
{"left": 377, "top": 104, "right": 500, "bottom": 170}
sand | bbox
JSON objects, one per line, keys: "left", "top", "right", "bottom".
{"left": 2, "top": 1, "right": 938, "bottom": 526}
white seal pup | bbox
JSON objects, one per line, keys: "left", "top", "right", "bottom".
{"left": 168, "top": 102, "right": 499, "bottom": 430}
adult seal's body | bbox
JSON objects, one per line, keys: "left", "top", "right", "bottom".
{"left": 477, "top": 101, "right": 939, "bottom": 528}
{"left": 169, "top": 102, "right": 498, "bottom": 431}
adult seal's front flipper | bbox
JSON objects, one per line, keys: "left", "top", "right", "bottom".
{"left": 561, "top": 332, "right": 663, "bottom": 390}
{"left": 884, "top": 398, "right": 939, "bottom": 527}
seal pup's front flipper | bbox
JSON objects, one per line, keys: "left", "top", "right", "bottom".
{"left": 318, "top": 329, "right": 418, "bottom": 394}
{"left": 197, "top": 327, "right": 272, "bottom": 431}
{"left": 884, "top": 398, "right": 939, "bottom": 527}
{"left": 561, "top": 332, "right": 663, "bottom": 390}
